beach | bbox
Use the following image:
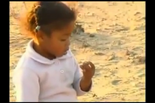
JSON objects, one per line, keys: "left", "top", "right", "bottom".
{"left": 10, "top": 2, "right": 145, "bottom": 102}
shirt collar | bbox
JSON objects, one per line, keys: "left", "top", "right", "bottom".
{"left": 26, "top": 40, "right": 72, "bottom": 65}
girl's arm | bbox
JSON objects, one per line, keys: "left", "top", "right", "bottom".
{"left": 13, "top": 68, "right": 40, "bottom": 102}
{"left": 72, "top": 59, "right": 92, "bottom": 96}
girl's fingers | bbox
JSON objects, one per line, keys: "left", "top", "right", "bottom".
{"left": 80, "top": 61, "right": 95, "bottom": 72}
{"left": 88, "top": 62, "right": 95, "bottom": 69}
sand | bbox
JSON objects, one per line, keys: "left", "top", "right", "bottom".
{"left": 9, "top": 1, "right": 145, "bottom": 102}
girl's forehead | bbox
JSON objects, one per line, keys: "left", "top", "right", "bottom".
{"left": 61, "top": 22, "right": 75, "bottom": 32}
{"left": 52, "top": 27, "right": 73, "bottom": 37}
{"left": 52, "top": 21, "right": 75, "bottom": 36}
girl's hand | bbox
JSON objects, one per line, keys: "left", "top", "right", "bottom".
{"left": 80, "top": 61, "right": 95, "bottom": 80}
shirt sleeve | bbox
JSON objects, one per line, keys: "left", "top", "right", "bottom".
{"left": 72, "top": 58, "right": 92, "bottom": 96}
{"left": 13, "top": 68, "right": 40, "bottom": 102}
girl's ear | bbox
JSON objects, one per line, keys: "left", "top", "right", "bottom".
{"left": 35, "top": 30, "right": 44, "bottom": 43}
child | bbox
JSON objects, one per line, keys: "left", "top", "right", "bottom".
{"left": 13, "top": 1, "right": 95, "bottom": 102}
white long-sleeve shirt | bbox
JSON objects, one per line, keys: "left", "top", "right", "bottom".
{"left": 13, "top": 40, "right": 92, "bottom": 102}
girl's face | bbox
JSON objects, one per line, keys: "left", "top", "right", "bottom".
{"left": 41, "top": 21, "right": 75, "bottom": 58}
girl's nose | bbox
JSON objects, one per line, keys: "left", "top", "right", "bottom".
{"left": 67, "top": 39, "right": 70, "bottom": 46}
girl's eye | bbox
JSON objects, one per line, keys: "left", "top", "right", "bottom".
{"left": 60, "top": 39, "right": 66, "bottom": 41}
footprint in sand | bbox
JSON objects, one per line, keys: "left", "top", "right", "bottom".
{"left": 136, "top": 68, "right": 145, "bottom": 77}
{"left": 111, "top": 80, "right": 122, "bottom": 85}
{"left": 94, "top": 52, "right": 105, "bottom": 56}
{"left": 135, "top": 82, "right": 145, "bottom": 88}
{"left": 134, "top": 25, "right": 145, "bottom": 31}
{"left": 106, "top": 53, "right": 115, "bottom": 61}
{"left": 137, "top": 73, "right": 145, "bottom": 78}
{"left": 94, "top": 67, "right": 103, "bottom": 77}
{"left": 135, "top": 16, "right": 145, "bottom": 22}
{"left": 134, "top": 56, "right": 145, "bottom": 64}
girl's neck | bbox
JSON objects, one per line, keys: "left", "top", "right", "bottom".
{"left": 32, "top": 41, "right": 56, "bottom": 60}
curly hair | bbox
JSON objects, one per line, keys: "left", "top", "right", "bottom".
{"left": 19, "top": 1, "right": 76, "bottom": 38}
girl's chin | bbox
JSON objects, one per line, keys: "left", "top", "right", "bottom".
{"left": 63, "top": 52, "right": 67, "bottom": 55}
{"left": 57, "top": 52, "right": 67, "bottom": 57}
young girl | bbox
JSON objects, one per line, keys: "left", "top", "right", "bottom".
{"left": 13, "top": 1, "right": 95, "bottom": 102}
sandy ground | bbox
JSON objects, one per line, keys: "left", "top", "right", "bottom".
{"left": 9, "top": 2, "right": 145, "bottom": 102}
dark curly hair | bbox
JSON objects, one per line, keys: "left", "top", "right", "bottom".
{"left": 20, "top": 1, "right": 77, "bottom": 37}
